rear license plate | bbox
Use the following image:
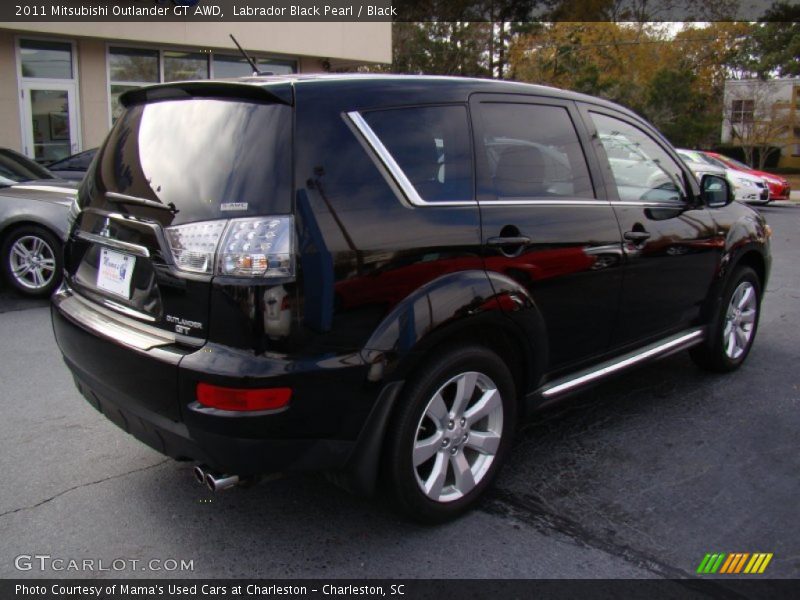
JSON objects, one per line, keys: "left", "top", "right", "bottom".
{"left": 97, "top": 248, "right": 136, "bottom": 298}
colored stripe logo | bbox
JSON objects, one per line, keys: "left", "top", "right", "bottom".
{"left": 696, "top": 553, "right": 773, "bottom": 574}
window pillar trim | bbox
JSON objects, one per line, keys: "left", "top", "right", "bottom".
{"left": 346, "top": 110, "right": 636, "bottom": 209}
{"left": 346, "top": 110, "right": 476, "bottom": 208}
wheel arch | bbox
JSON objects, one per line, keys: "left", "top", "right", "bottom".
{"left": 344, "top": 270, "right": 547, "bottom": 496}
{"left": 0, "top": 218, "right": 64, "bottom": 248}
{"left": 388, "top": 313, "right": 539, "bottom": 411}
{"left": 361, "top": 269, "right": 546, "bottom": 404}
{"left": 733, "top": 249, "right": 767, "bottom": 289}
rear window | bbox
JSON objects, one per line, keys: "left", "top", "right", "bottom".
{"left": 0, "top": 149, "right": 54, "bottom": 184}
{"left": 86, "top": 98, "right": 292, "bottom": 224}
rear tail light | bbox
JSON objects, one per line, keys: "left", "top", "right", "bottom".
{"left": 165, "top": 220, "right": 227, "bottom": 274}
{"left": 165, "top": 216, "right": 294, "bottom": 278}
{"left": 218, "top": 217, "right": 293, "bottom": 277}
{"left": 196, "top": 383, "right": 292, "bottom": 412}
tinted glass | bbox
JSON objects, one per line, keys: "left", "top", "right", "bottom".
{"left": 0, "top": 149, "right": 54, "bottom": 184}
{"left": 163, "top": 51, "right": 208, "bottom": 81}
{"left": 591, "top": 112, "right": 686, "bottom": 204}
{"left": 261, "top": 58, "right": 296, "bottom": 75}
{"left": 719, "top": 155, "right": 751, "bottom": 170}
{"left": 213, "top": 54, "right": 255, "bottom": 79}
{"left": 212, "top": 55, "right": 297, "bottom": 79}
{"left": 363, "top": 105, "right": 473, "bottom": 202}
{"left": 110, "top": 84, "right": 140, "bottom": 123}
{"left": 49, "top": 149, "right": 96, "bottom": 171}
{"left": 477, "top": 103, "right": 594, "bottom": 199}
{"left": 87, "top": 98, "right": 292, "bottom": 224}
{"left": 20, "top": 39, "right": 72, "bottom": 79}
{"left": 697, "top": 153, "right": 726, "bottom": 169}
{"left": 109, "top": 47, "right": 159, "bottom": 83}
{"left": 30, "top": 89, "right": 72, "bottom": 162}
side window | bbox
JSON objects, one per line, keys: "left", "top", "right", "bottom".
{"left": 362, "top": 105, "right": 472, "bottom": 202}
{"left": 477, "top": 103, "right": 594, "bottom": 199}
{"left": 590, "top": 112, "right": 686, "bottom": 204}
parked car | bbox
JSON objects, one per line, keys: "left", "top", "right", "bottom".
{"left": 0, "top": 148, "right": 77, "bottom": 297}
{"left": 673, "top": 151, "right": 727, "bottom": 183}
{"left": 51, "top": 75, "right": 771, "bottom": 522}
{"left": 45, "top": 148, "right": 98, "bottom": 182}
{"left": 704, "top": 151, "right": 791, "bottom": 202}
{"left": 677, "top": 149, "right": 769, "bottom": 205}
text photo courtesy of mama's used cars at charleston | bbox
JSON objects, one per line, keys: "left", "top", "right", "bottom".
{"left": 47, "top": 74, "right": 772, "bottom": 523}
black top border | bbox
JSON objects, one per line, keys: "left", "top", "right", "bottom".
{"left": 3, "top": 0, "right": 799, "bottom": 22}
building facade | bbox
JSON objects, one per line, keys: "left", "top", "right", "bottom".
{"left": 722, "top": 78, "right": 800, "bottom": 169}
{"left": 0, "top": 22, "right": 391, "bottom": 162}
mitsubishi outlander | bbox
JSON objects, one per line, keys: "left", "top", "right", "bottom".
{"left": 51, "top": 75, "right": 771, "bottom": 522}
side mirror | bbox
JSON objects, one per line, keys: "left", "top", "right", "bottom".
{"left": 701, "top": 174, "right": 733, "bottom": 208}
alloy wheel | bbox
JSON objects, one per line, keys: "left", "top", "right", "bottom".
{"left": 723, "top": 281, "right": 757, "bottom": 360}
{"left": 412, "top": 371, "right": 504, "bottom": 503}
{"left": 8, "top": 235, "right": 57, "bottom": 292}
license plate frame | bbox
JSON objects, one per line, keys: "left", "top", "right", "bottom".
{"left": 96, "top": 247, "right": 136, "bottom": 299}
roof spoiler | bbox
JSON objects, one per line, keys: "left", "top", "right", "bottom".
{"left": 120, "top": 81, "right": 293, "bottom": 108}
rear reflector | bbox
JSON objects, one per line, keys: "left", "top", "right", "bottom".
{"left": 196, "top": 383, "right": 291, "bottom": 412}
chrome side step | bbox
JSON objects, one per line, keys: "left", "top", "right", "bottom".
{"left": 538, "top": 328, "right": 705, "bottom": 401}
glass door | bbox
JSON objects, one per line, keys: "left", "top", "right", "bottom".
{"left": 20, "top": 83, "right": 79, "bottom": 163}
{"left": 17, "top": 38, "right": 80, "bottom": 163}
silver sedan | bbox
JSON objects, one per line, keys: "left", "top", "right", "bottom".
{"left": 0, "top": 148, "right": 77, "bottom": 297}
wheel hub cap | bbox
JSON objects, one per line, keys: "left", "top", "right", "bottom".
{"left": 723, "top": 281, "right": 757, "bottom": 360}
{"left": 8, "top": 235, "right": 56, "bottom": 291}
{"left": 412, "top": 371, "right": 504, "bottom": 503}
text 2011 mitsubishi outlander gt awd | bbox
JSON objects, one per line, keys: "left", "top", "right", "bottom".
{"left": 51, "top": 75, "right": 771, "bottom": 522}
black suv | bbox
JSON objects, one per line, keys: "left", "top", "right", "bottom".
{"left": 51, "top": 75, "right": 771, "bottom": 522}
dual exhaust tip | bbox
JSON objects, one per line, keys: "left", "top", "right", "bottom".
{"left": 193, "top": 465, "right": 239, "bottom": 492}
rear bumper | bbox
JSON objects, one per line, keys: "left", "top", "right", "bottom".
{"left": 66, "top": 368, "right": 356, "bottom": 475}
{"left": 51, "top": 288, "right": 383, "bottom": 476}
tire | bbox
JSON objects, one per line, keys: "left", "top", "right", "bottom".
{"left": 384, "top": 345, "right": 517, "bottom": 523}
{"left": 690, "top": 266, "right": 761, "bottom": 372}
{"left": 1, "top": 225, "right": 63, "bottom": 298}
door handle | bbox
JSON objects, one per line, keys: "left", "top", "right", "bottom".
{"left": 623, "top": 231, "right": 651, "bottom": 242}
{"left": 487, "top": 236, "right": 532, "bottom": 246}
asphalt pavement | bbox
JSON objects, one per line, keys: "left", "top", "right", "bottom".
{"left": 0, "top": 203, "right": 798, "bottom": 582}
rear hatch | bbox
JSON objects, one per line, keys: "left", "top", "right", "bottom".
{"left": 64, "top": 82, "right": 294, "bottom": 345}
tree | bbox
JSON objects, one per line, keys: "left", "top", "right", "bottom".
{"left": 734, "top": 2, "right": 800, "bottom": 79}
{"left": 644, "top": 68, "right": 720, "bottom": 148}
{"left": 507, "top": 22, "right": 755, "bottom": 149}
{"left": 508, "top": 22, "right": 679, "bottom": 112}
{"left": 390, "top": 22, "right": 491, "bottom": 77}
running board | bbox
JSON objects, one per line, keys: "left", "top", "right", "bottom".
{"left": 535, "top": 328, "right": 705, "bottom": 402}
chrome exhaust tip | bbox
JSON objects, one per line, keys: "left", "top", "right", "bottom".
{"left": 193, "top": 465, "right": 207, "bottom": 485}
{"left": 205, "top": 472, "right": 240, "bottom": 492}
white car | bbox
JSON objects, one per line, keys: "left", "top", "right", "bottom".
{"left": 677, "top": 149, "right": 770, "bottom": 205}
{"left": 674, "top": 156, "right": 727, "bottom": 182}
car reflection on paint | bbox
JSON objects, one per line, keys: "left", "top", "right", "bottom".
{"left": 333, "top": 246, "right": 612, "bottom": 313}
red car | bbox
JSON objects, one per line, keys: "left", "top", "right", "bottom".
{"left": 706, "top": 151, "right": 791, "bottom": 201}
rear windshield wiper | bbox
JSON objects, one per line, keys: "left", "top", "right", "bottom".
{"left": 106, "top": 191, "right": 179, "bottom": 214}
